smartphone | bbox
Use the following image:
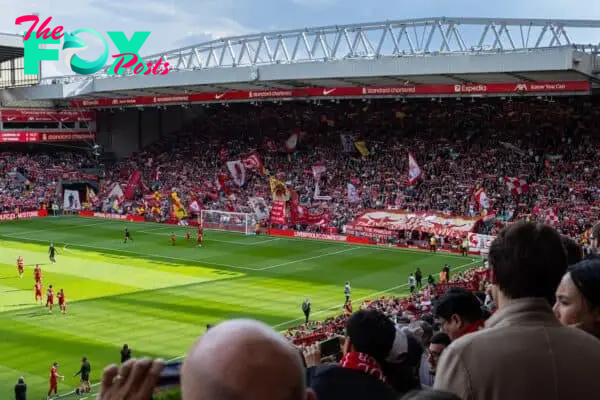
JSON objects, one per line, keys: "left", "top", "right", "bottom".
{"left": 156, "top": 361, "right": 182, "bottom": 390}
{"left": 319, "top": 337, "right": 342, "bottom": 359}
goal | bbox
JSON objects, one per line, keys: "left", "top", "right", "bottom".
{"left": 200, "top": 210, "right": 257, "bottom": 235}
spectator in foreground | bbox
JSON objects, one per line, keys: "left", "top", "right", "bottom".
{"left": 434, "top": 288, "right": 484, "bottom": 340}
{"left": 14, "top": 376, "right": 26, "bottom": 400}
{"left": 182, "top": 319, "right": 313, "bottom": 400}
{"left": 306, "top": 309, "right": 398, "bottom": 400}
{"left": 383, "top": 327, "right": 424, "bottom": 396}
{"left": 554, "top": 257, "right": 600, "bottom": 340}
{"left": 421, "top": 332, "right": 451, "bottom": 387}
{"left": 100, "top": 319, "right": 313, "bottom": 400}
{"left": 434, "top": 222, "right": 600, "bottom": 400}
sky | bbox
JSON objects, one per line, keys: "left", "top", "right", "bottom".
{"left": 0, "top": 0, "right": 599, "bottom": 78}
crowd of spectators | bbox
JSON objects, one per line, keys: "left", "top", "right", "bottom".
{"left": 284, "top": 265, "right": 489, "bottom": 346}
{"left": 97, "top": 97, "right": 600, "bottom": 243}
{"left": 1, "top": 98, "right": 599, "bottom": 244}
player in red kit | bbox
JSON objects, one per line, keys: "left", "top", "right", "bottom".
{"left": 34, "top": 264, "right": 42, "bottom": 283}
{"left": 171, "top": 232, "right": 176, "bottom": 246}
{"left": 48, "top": 361, "right": 64, "bottom": 399}
{"left": 17, "top": 256, "right": 24, "bottom": 278}
{"left": 197, "top": 226, "right": 204, "bottom": 247}
{"left": 58, "top": 289, "right": 67, "bottom": 313}
{"left": 46, "top": 285, "right": 55, "bottom": 313}
{"left": 35, "top": 281, "right": 43, "bottom": 304}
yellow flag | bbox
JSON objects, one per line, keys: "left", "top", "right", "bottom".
{"left": 354, "top": 141, "right": 370, "bottom": 157}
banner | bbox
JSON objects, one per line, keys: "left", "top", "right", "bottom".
{"left": 504, "top": 177, "right": 528, "bottom": 196}
{"left": 107, "top": 183, "right": 124, "bottom": 200}
{"left": 408, "top": 153, "right": 422, "bottom": 185}
{"left": 467, "top": 233, "right": 496, "bottom": 254}
{"left": 285, "top": 132, "right": 299, "bottom": 152}
{"left": 340, "top": 134, "right": 355, "bottom": 153}
{"left": 269, "top": 176, "right": 290, "bottom": 201}
{"left": 63, "top": 189, "right": 82, "bottom": 210}
{"left": 351, "top": 210, "right": 482, "bottom": 238}
{"left": 0, "top": 109, "right": 95, "bottom": 122}
{"left": 70, "top": 81, "right": 591, "bottom": 108}
{"left": 312, "top": 165, "right": 331, "bottom": 201}
{"left": 474, "top": 187, "right": 489, "bottom": 209}
{"left": 354, "top": 141, "right": 370, "bottom": 157}
{"left": 347, "top": 183, "right": 359, "bottom": 203}
{"left": 248, "top": 197, "right": 270, "bottom": 221}
{"left": 226, "top": 160, "right": 246, "bottom": 186}
{"left": 85, "top": 186, "right": 96, "bottom": 203}
{"left": 270, "top": 200, "right": 286, "bottom": 224}
{"left": 124, "top": 170, "right": 141, "bottom": 200}
{"left": 242, "top": 153, "right": 264, "bottom": 173}
{"left": 189, "top": 200, "right": 201, "bottom": 214}
{"left": 0, "top": 210, "right": 47, "bottom": 221}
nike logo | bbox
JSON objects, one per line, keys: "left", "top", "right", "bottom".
{"left": 6, "top": 117, "right": 16, "bottom": 121}
{"left": 215, "top": 93, "right": 226, "bottom": 99}
{"left": 323, "top": 89, "right": 336, "bottom": 96}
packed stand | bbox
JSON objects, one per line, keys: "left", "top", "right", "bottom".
{"left": 0, "top": 151, "right": 95, "bottom": 213}
{"left": 97, "top": 98, "right": 600, "bottom": 241}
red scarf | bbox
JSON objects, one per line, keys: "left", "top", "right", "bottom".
{"left": 461, "top": 320, "right": 485, "bottom": 336}
{"left": 340, "top": 352, "right": 386, "bottom": 383}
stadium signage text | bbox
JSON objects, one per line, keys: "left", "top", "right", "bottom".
{"left": 69, "top": 81, "right": 591, "bottom": 108}
{"left": 16, "top": 15, "right": 171, "bottom": 76}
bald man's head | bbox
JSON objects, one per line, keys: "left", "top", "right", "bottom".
{"left": 181, "top": 319, "right": 312, "bottom": 400}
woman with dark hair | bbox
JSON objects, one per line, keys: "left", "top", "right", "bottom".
{"left": 553, "top": 257, "right": 600, "bottom": 340}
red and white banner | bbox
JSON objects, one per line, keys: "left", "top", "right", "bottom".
{"left": 0, "top": 109, "right": 95, "bottom": 122}
{"left": 69, "top": 81, "right": 591, "bottom": 108}
{"left": 408, "top": 153, "right": 422, "bottom": 185}
{"left": 351, "top": 210, "right": 482, "bottom": 238}
{"left": 248, "top": 196, "right": 269, "bottom": 221}
{"left": 79, "top": 211, "right": 144, "bottom": 222}
{"left": 226, "top": 160, "right": 246, "bottom": 186}
{"left": 505, "top": 177, "right": 528, "bottom": 196}
{"left": 474, "top": 188, "right": 490, "bottom": 209}
{"left": 295, "top": 231, "right": 346, "bottom": 242}
{"left": 123, "top": 170, "right": 141, "bottom": 200}
{"left": 312, "top": 165, "right": 331, "bottom": 201}
{"left": 347, "top": 183, "right": 359, "bottom": 203}
{"left": 285, "top": 132, "right": 298, "bottom": 152}
{"left": 0, "top": 210, "right": 47, "bottom": 221}
{"left": 242, "top": 153, "right": 264, "bottom": 173}
{"left": 270, "top": 200, "right": 286, "bottom": 224}
{"left": 0, "top": 131, "right": 95, "bottom": 143}
{"left": 467, "top": 233, "right": 496, "bottom": 254}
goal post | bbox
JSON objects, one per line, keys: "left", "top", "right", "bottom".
{"left": 200, "top": 210, "right": 257, "bottom": 235}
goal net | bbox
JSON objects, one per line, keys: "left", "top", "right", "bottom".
{"left": 200, "top": 210, "right": 257, "bottom": 235}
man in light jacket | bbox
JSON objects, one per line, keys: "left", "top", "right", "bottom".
{"left": 434, "top": 221, "right": 600, "bottom": 400}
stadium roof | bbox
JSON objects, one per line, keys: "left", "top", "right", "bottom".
{"left": 2, "top": 17, "right": 600, "bottom": 105}
{"left": 0, "top": 32, "right": 24, "bottom": 63}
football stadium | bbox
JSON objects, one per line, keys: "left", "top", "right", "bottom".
{"left": 1, "top": 9, "right": 600, "bottom": 400}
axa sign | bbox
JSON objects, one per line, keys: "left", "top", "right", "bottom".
{"left": 16, "top": 15, "right": 171, "bottom": 76}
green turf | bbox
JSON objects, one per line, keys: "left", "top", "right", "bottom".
{"left": 0, "top": 216, "right": 480, "bottom": 398}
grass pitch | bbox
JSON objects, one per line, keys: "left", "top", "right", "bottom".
{"left": 0, "top": 216, "right": 480, "bottom": 398}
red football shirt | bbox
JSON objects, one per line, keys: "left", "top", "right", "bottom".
{"left": 50, "top": 367, "right": 58, "bottom": 383}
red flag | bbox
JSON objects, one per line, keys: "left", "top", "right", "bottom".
{"left": 242, "top": 153, "right": 264, "bottom": 174}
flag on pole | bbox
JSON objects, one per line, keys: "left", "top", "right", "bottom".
{"left": 354, "top": 141, "right": 370, "bottom": 156}
{"left": 408, "top": 153, "right": 422, "bottom": 185}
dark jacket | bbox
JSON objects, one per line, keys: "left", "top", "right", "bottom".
{"left": 14, "top": 382, "right": 26, "bottom": 400}
{"left": 121, "top": 348, "right": 131, "bottom": 363}
{"left": 307, "top": 365, "right": 399, "bottom": 400}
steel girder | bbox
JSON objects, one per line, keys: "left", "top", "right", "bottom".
{"left": 38, "top": 17, "right": 600, "bottom": 84}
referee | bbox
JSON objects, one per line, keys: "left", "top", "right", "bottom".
{"left": 74, "top": 357, "right": 91, "bottom": 394}
{"left": 302, "top": 298, "right": 311, "bottom": 323}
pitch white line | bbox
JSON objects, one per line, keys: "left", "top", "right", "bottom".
{"left": 258, "top": 247, "right": 360, "bottom": 270}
